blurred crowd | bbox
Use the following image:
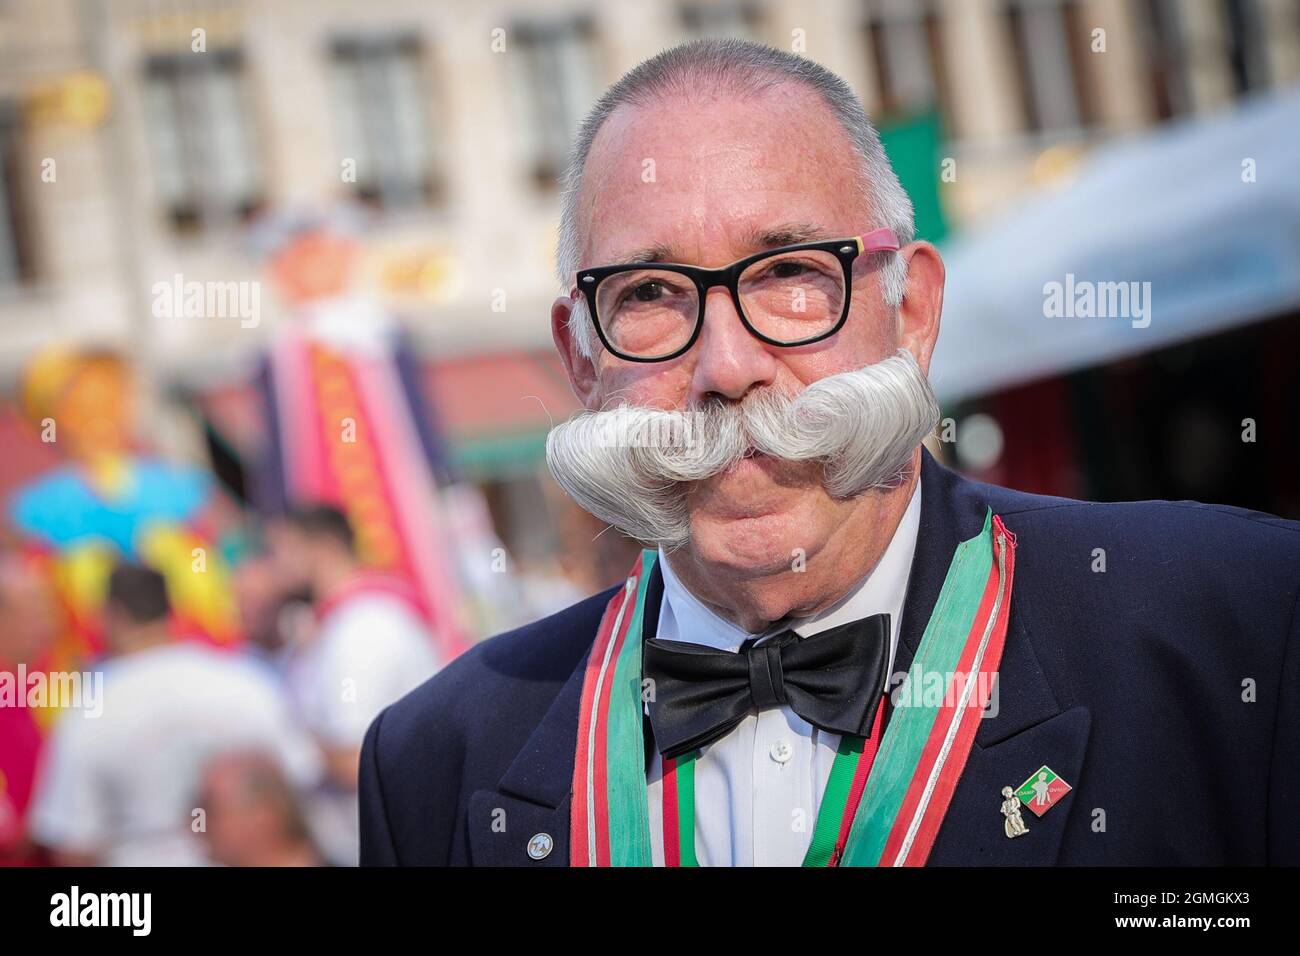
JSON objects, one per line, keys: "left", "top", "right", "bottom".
{"left": 0, "top": 208, "right": 626, "bottom": 868}
{"left": 0, "top": 502, "right": 444, "bottom": 867}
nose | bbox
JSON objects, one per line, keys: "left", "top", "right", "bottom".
{"left": 688, "top": 286, "right": 779, "bottom": 403}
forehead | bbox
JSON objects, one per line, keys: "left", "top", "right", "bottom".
{"left": 576, "top": 81, "right": 868, "bottom": 268}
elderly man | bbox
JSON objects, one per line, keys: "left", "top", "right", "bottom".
{"left": 359, "top": 39, "right": 1299, "bottom": 866}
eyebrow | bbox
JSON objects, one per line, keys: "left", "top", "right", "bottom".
{"left": 609, "top": 221, "right": 835, "bottom": 267}
{"left": 612, "top": 242, "right": 678, "bottom": 267}
{"left": 746, "top": 221, "right": 834, "bottom": 248}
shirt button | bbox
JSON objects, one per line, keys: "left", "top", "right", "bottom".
{"left": 770, "top": 740, "right": 793, "bottom": 764}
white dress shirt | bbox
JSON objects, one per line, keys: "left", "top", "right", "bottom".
{"left": 646, "top": 481, "right": 921, "bottom": 866}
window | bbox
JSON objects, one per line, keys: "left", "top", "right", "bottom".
{"left": 0, "top": 100, "right": 34, "bottom": 287}
{"left": 1004, "top": 0, "right": 1097, "bottom": 133}
{"left": 1140, "top": 0, "right": 1192, "bottom": 119}
{"left": 1220, "top": 0, "right": 1270, "bottom": 95}
{"left": 142, "top": 48, "right": 263, "bottom": 232}
{"left": 864, "top": 0, "right": 952, "bottom": 125}
{"left": 328, "top": 33, "right": 440, "bottom": 209}
{"left": 1140, "top": 0, "right": 1274, "bottom": 121}
{"left": 507, "top": 16, "right": 600, "bottom": 190}
{"left": 679, "top": 1, "right": 763, "bottom": 40}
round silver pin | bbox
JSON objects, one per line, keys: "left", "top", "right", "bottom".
{"left": 526, "top": 832, "right": 553, "bottom": 860}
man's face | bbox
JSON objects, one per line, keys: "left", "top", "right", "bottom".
{"left": 0, "top": 562, "right": 57, "bottom": 665}
{"left": 265, "top": 523, "right": 313, "bottom": 593}
{"left": 553, "top": 83, "right": 941, "bottom": 572}
{"left": 198, "top": 761, "right": 283, "bottom": 867}
{"left": 268, "top": 230, "right": 359, "bottom": 305}
{"left": 58, "top": 360, "right": 134, "bottom": 463}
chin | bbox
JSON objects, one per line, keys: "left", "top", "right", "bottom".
{"left": 686, "top": 485, "right": 831, "bottom": 577}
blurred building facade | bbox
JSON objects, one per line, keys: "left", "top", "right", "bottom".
{"left": 3, "top": 0, "right": 1298, "bottom": 371}
{"left": 1, "top": 0, "right": 1298, "bottom": 560}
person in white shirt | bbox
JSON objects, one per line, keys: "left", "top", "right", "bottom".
{"left": 27, "top": 563, "right": 320, "bottom": 866}
{"left": 270, "top": 505, "right": 442, "bottom": 864}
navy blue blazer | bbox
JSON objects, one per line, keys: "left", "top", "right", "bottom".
{"left": 359, "top": 450, "right": 1300, "bottom": 866}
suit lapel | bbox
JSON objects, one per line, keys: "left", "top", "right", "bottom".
{"left": 897, "top": 451, "right": 1092, "bottom": 865}
{"left": 467, "top": 561, "right": 665, "bottom": 866}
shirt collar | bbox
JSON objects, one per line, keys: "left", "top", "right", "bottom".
{"left": 656, "top": 479, "right": 922, "bottom": 676}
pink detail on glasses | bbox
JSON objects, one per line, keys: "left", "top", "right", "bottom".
{"left": 854, "top": 227, "right": 900, "bottom": 255}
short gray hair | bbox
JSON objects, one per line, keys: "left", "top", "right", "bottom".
{"left": 556, "top": 37, "right": 915, "bottom": 358}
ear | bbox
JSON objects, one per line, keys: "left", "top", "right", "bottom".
{"left": 895, "top": 241, "right": 944, "bottom": 374}
{"left": 551, "top": 295, "right": 601, "bottom": 409}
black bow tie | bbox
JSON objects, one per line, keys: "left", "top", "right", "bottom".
{"left": 643, "top": 614, "right": 891, "bottom": 760}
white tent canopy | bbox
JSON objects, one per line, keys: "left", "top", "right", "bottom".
{"left": 930, "top": 86, "right": 1300, "bottom": 403}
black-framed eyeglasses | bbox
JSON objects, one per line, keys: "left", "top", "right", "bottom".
{"left": 572, "top": 227, "right": 899, "bottom": 363}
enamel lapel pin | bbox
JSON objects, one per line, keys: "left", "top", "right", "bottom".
{"left": 1002, "top": 765, "right": 1072, "bottom": 838}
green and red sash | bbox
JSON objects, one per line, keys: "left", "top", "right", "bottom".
{"left": 570, "top": 510, "right": 1016, "bottom": 867}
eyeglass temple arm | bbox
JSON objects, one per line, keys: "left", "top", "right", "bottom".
{"left": 854, "top": 227, "right": 901, "bottom": 255}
